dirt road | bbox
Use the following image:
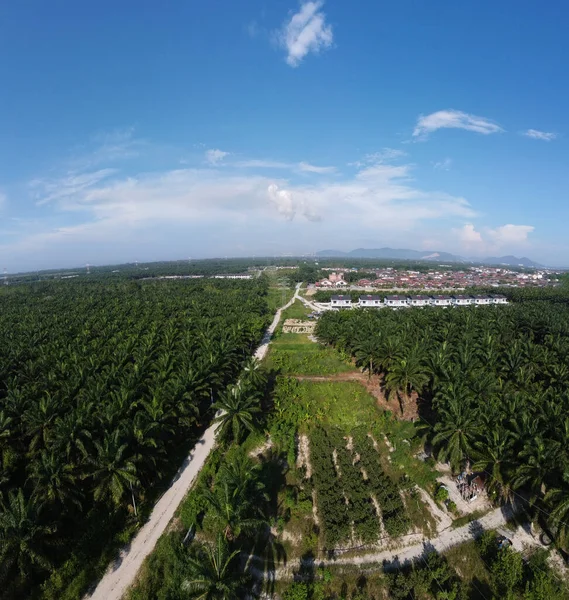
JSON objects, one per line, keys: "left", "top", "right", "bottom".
{"left": 85, "top": 285, "right": 300, "bottom": 600}
{"left": 251, "top": 503, "right": 544, "bottom": 580}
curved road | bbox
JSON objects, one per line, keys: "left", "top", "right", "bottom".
{"left": 85, "top": 285, "right": 300, "bottom": 600}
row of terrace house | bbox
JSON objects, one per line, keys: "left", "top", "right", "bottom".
{"left": 330, "top": 294, "right": 508, "bottom": 309}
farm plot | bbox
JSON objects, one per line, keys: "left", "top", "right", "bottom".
{"left": 308, "top": 426, "right": 410, "bottom": 550}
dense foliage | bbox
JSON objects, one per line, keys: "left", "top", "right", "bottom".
{"left": 309, "top": 427, "right": 409, "bottom": 548}
{"left": 316, "top": 298, "right": 569, "bottom": 547}
{"left": 0, "top": 278, "right": 271, "bottom": 598}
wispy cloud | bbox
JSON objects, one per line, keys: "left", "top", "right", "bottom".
{"left": 32, "top": 169, "right": 118, "bottom": 206}
{"left": 433, "top": 158, "right": 452, "bottom": 171}
{"left": 205, "top": 149, "right": 230, "bottom": 165}
{"left": 70, "top": 128, "right": 144, "bottom": 170}
{"left": 246, "top": 21, "right": 259, "bottom": 38}
{"left": 276, "top": 1, "right": 333, "bottom": 67}
{"left": 350, "top": 148, "right": 407, "bottom": 168}
{"left": 413, "top": 109, "right": 504, "bottom": 139}
{"left": 298, "top": 161, "right": 336, "bottom": 174}
{"left": 233, "top": 159, "right": 335, "bottom": 173}
{"left": 233, "top": 159, "right": 292, "bottom": 169}
{"left": 0, "top": 192, "right": 6, "bottom": 211}
{"left": 522, "top": 129, "right": 557, "bottom": 141}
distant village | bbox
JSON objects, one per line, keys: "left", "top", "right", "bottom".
{"left": 314, "top": 265, "right": 555, "bottom": 290}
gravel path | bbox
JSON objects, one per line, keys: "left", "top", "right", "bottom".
{"left": 84, "top": 285, "right": 300, "bottom": 600}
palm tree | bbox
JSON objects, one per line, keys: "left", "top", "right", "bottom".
{"left": 181, "top": 535, "right": 249, "bottom": 599}
{"left": 354, "top": 337, "right": 379, "bottom": 380}
{"left": 242, "top": 357, "right": 267, "bottom": 390}
{"left": 216, "top": 451, "right": 268, "bottom": 508}
{"left": 202, "top": 480, "right": 267, "bottom": 542}
{"left": 213, "top": 384, "right": 261, "bottom": 444}
{"left": 27, "top": 449, "right": 82, "bottom": 512}
{"left": 544, "top": 467, "right": 569, "bottom": 548}
{"left": 84, "top": 429, "right": 139, "bottom": 510}
{"left": 512, "top": 437, "right": 560, "bottom": 503}
{"left": 0, "top": 488, "right": 57, "bottom": 582}
{"left": 472, "top": 428, "right": 516, "bottom": 502}
{"left": 432, "top": 400, "right": 480, "bottom": 472}
{"left": 203, "top": 451, "right": 268, "bottom": 541}
{"left": 385, "top": 347, "right": 428, "bottom": 414}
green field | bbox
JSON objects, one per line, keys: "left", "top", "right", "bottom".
{"left": 267, "top": 340, "right": 354, "bottom": 376}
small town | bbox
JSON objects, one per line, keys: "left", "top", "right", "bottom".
{"left": 314, "top": 265, "right": 556, "bottom": 290}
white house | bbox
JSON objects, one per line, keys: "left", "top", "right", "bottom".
{"left": 359, "top": 295, "right": 382, "bottom": 308}
{"left": 335, "top": 279, "right": 348, "bottom": 287}
{"left": 331, "top": 295, "right": 352, "bottom": 308}
{"left": 408, "top": 295, "right": 431, "bottom": 307}
{"left": 474, "top": 295, "right": 492, "bottom": 306}
{"left": 452, "top": 295, "right": 474, "bottom": 306}
{"left": 431, "top": 295, "right": 452, "bottom": 307}
{"left": 491, "top": 294, "right": 508, "bottom": 305}
{"left": 385, "top": 295, "right": 408, "bottom": 308}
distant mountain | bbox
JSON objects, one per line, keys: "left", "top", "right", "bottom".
{"left": 317, "top": 249, "right": 349, "bottom": 257}
{"left": 316, "top": 248, "right": 543, "bottom": 268}
{"left": 316, "top": 247, "right": 465, "bottom": 262}
{"left": 481, "top": 256, "right": 543, "bottom": 268}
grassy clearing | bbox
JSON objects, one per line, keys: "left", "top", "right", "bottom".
{"left": 444, "top": 540, "right": 493, "bottom": 599}
{"left": 297, "top": 380, "right": 381, "bottom": 432}
{"left": 268, "top": 341, "right": 354, "bottom": 376}
{"left": 370, "top": 419, "right": 439, "bottom": 490}
{"left": 404, "top": 488, "right": 438, "bottom": 537}
{"left": 279, "top": 298, "right": 311, "bottom": 321}
{"left": 266, "top": 286, "right": 294, "bottom": 312}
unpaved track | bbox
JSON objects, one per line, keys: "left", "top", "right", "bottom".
{"left": 252, "top": 504, "right": 544, "bottom": 580}
{"left": 85, "top": 285, "right": 300, "bottom": 600}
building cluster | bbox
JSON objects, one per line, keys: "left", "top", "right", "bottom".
{"left": 316, "top": 266, "right": 554, "bottom": 290}
{"left": 329, "top": 294, "right": 508, "bottom": 309}
{"left": 455, "top": 472, "right": 486, "bottom": 503}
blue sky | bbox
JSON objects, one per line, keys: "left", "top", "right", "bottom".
{"left": 1, "top": 0, "right": 568, "bottom": 271}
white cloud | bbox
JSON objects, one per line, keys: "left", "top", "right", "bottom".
{"left": 267, "top": 184, "right": 296, "bottom": 220}
{"left": 523, "top": 129, "right": 557, "bottom": 141}
{"left": 455, "top": 224, "right": 483, "bottom": 245}
{"left": 205, "top": 149, "right": 229, "bottom": 165}
{"left": 277, "top": 1, "right": 333, "bottom": 67}
{"left": 10, "top": 153, "right": 477, "bottom": 265}
{"left": 487, "top": 224, "right": 534, "bottom": 245}
{"left": 453, "top": 223, "right": 534, "bottom": 253}
{"left": 413, "top": 110, "right": 504, "bottom": 139}
{"left": 298, "top": 161, "right": 336, "bottom": 173}
{"left": 0, "top": 192, "right": 6, "bottom": 210}
{"left": 433, "top": 158, "right": 452, "bottom": 171}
